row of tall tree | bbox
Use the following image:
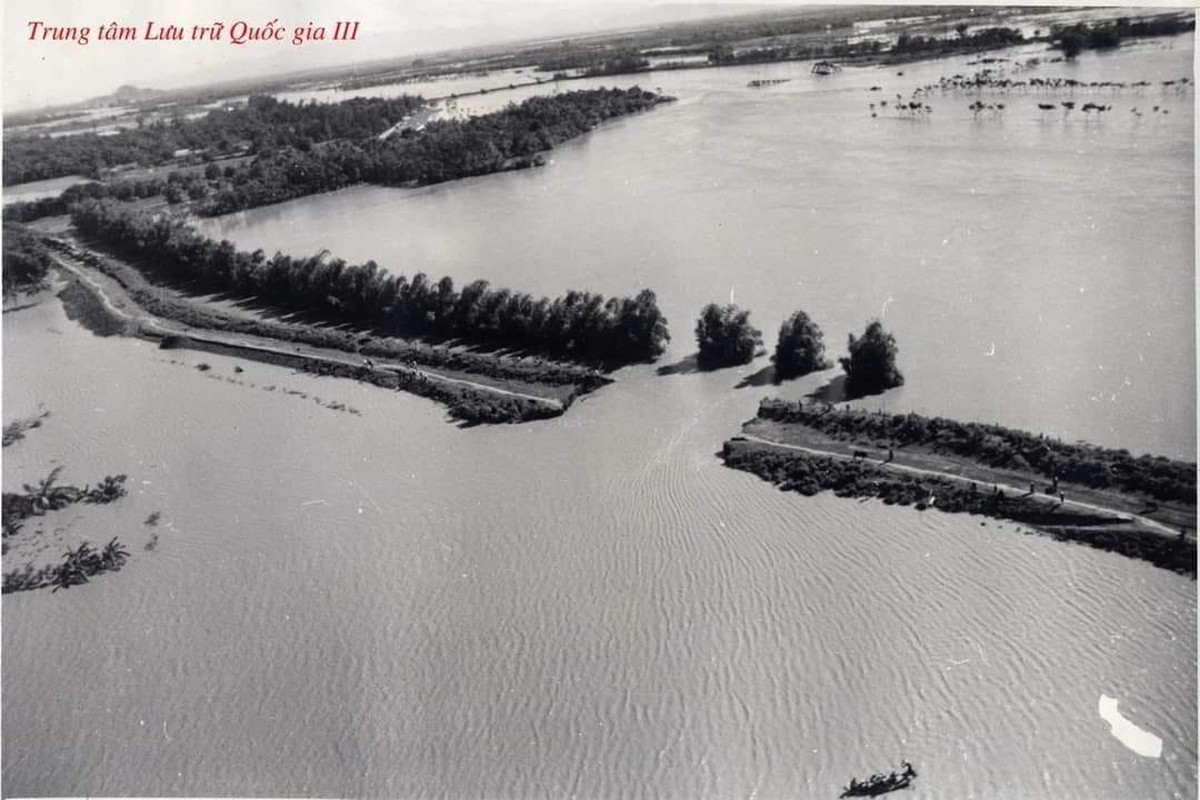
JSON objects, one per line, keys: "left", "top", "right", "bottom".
{"left": 693, "top": 303, "right": 903, "bottom": 394}
{"left": 70, "top": 199, "right": 670, "bottom": 363}
{"left": 891, "top": 26, "right": 1024, "bottom": 56}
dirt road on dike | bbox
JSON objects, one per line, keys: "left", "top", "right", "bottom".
{"left": 738, "top": 433, "right": 1189, "bottom": 542}
{"left": 51, "top": 254, "right": 564, "bottom": 411}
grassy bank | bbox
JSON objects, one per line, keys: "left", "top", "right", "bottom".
{"left": 57, "top": 278, "right": 135, "bottom": 337}
{"left": 159, "top": 334, "right": 562, "bottom": 424}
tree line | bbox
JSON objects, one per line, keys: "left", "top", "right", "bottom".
{"left": 533, "top": 52, "right": 650, "bottom": 77}
{"left": 706, "top": 26, "right": 1026, "bottom": 67}
{"left": 891, "top": 26, "right": 1024, "bottom": 56}
{"left": 197, "top": 88, "right": 669, "bottom": 215}
{"left": 3, "top": 94, "right": 424, "bottom": 186}
{"left": 6, "top": 89, "right": 671, "bottom": 221}
{"left": 1053, "top": 16, "right": 1194, "bottom": 59}
{"left": 70, "top": 198, "right": 670, "bottom": 364}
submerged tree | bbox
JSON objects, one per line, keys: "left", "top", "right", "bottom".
{"left": 773, "top": 310, "right": 830, "bottom": 379}
{"left": 839, "top": 320, "right": 904, "bottom": 395}
{"left": 695, "top": 303, "right": 762, "bottom": 369}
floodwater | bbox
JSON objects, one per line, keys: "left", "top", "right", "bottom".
{"left": 5, "top": 40, "right": 1196, "bottom": 799}
{"left": 201, "top": 40, "right": 1195, "bottom": 460}
{"left": 2, "top": 175, "right": 92, "bottom": 205}
{"left": 274, "top": 67, "right": 547, "bottom": 107}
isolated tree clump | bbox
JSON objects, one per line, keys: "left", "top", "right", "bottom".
{"left": 695, "top": 303, "right": 763, "bottom": 369}
{"left": 773, "top": 310, "right": 830, "bottom": 379}
{"left": 839, "top": 319, "right": 904, "bottom": 395}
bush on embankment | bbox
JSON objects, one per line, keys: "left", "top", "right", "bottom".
{"left": 721, "top": 440, "right": 1195, "bottom": 575}
{"left": 756, "top": 399, "right": 1196, "bottom": 504}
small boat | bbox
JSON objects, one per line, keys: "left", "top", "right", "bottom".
{"left": 812, "top": 60, "right": 842, "bottom": 75}
{"left": 747, "top": 78, "right": 791, "bottom": 88}
{"left": 840, "top": 761, "right": 916, "bottom": 797}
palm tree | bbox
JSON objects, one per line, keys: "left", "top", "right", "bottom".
{"left": 24, "top": 466, "right": 62, "bottom": 505}
{"left": 54, "top": 541, "right": 98, "bottom": 591}
{"left": 2, "top": 516, "right": 24, "bottom": 538}
{"left": 101, "top": 537, "right": 129, "bottom": 569}
{"left": 23, "top": 466, "right": 80, "bottom": 513}
{"left": 86, "top": 475, "right": 128, "bottom": 504}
